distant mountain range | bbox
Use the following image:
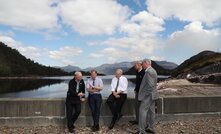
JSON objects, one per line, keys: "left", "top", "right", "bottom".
{"left": 83, "top": 61, "right": 134, "bottom": 75}
{"left": 58, "top": 65, "right": 81, "bottom": 73}
{"left": 59, "top": 61, "right": 178, "bottom": 75}
{"left": 124, "top": 60, "right": 173, "bottom": 75}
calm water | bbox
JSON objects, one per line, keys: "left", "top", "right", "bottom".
{"left": 0, "top": 75, "right": 167, "bottom": 98}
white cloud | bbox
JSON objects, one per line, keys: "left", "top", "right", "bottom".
{"left": 59, "top": 0, "right": 130, "bottom": 35}
{"left": 147, "top": 0, "right": 221, "bottom": 25}
{"left": 49, "top": 46, "right": 83, "bottom": 65}
{"left": 150, "top": 56, "right": 165, "bottom": 61}
{"left": 0, "top": 0, "right": 58, "bottom": 30}
{"left": 120, "top": 11, "right": 164, "bottom": 37}
{"left": 0, "top": 35, "right": 42, "bottom": 60}
{"left": 168, "top": 21, "right": 221, "bottom": 52}
{"left": 89, "top": 53, "right": 103, "bottom": 59}
{"left": 97, "top": 10, "right": 164, "bottom": 62}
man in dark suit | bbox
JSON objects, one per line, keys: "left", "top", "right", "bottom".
{"left": 135, "top": 59, "right": 159, "bottom": 134}
{"left": 66, "top": 71, "right": 85, "bottom": 133}
{"left": 130, "top": 61, "right": 145, "bottom": 125}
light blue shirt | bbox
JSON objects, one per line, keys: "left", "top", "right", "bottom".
{"left": 86, "top": 77, "right": 103, "bottom": 94}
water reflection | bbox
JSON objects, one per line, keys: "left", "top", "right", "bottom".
{"left": 0, "top": 79, "right": 63, "bottom": 94}
{"left": 0, "top": 75, "right": 167, "bottom": 98}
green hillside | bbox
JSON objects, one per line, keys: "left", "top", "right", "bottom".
{"left": 0, "top": 42, "right": 68, "bottom": 76}
{"left": 172, "top": 51, "right": 221, "bottom": 76}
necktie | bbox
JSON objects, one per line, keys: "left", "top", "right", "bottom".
{"left": 115, "top": 78, "right": 119, "bottom": 92}
{"left": 93, "top": 79, "right": 95, "bottom": 86}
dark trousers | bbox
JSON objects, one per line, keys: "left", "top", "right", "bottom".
{"left": 88, "top": 94, "right": 102, "bottom": 126}
{"left": 66, "top": 101, "right": 81, "bottom": 129}
{"left": 107, "top": 94, "right": 127, "bottom": 121}
{"left": 135, "top": 93, "right": 141, "bottom": 122}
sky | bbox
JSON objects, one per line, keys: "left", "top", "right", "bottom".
{"left": 0, "top": 0, "right": 220, "bottom": 68}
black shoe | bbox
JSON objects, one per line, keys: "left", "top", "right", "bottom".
{"left": 91, "top": 125, "right": 95, "bottom": 131}
{"left": 129, "top": 120, "right": 138, "bottom": 125}
{"left": 68, "top": 128, "right": 75, "bottom": 133}
{"left": 108, "top": 121, "right": 115, "bottom": 129}
{"left": 117, "top": 113, "right": 123, "bottom": 122}
{"left": 145, "top": 128, "right": 155, "bottom": 134}
{"left": 93, "top": 124, "right": 100, "bottom": 131}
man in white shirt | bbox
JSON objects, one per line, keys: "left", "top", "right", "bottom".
{"left": 107, "top": 69, "right": 128, "bottom": 129}
{"left": 86, "top": 70, "right": 103, "bottom": 132}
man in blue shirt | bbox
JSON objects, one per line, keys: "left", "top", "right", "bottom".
{"left": 86, "top": 70, "right": 103, "bottom": 132}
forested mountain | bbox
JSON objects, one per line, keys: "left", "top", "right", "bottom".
{"left": 0, "top": 42, "right": 68, "bottom": 76}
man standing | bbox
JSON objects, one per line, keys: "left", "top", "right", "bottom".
{"left": 130, "top": 61, "right": 145, "bottom": 125}
{"left": 107, "top": 69, "right": 128, "bottom": 129}
{"left": 86, "top": 70, "right": 103, "bottom": 132}
{"left": 135, "top": 59, "right": 159, "bottom": 134}
{"left": 66, "top": 71, "right": 85, "bottom": 133}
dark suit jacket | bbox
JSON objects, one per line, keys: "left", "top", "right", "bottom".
{"left": 66, "top": 78, "right": 85, "bottom": 104}
{"left": 134, "top": 69, "right": 145, "bottom": 93}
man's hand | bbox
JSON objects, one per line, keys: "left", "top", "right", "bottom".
{"left": 89, "top": 86, "right": 95, "bottom": 93}
{"left": 113, "top": 92, "right": 120, "bottom": 98}
{"left": 115, "top": 95, "right": 120, "bottom": 98}
{"left": 78, "top": 92, "right": 84, "bottom": 97}
{"left": 80, "top": 98, "right": 86, "bottom": 102}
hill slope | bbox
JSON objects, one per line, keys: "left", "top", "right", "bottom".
{"left": 0, "top": 42, "right": 68, "bottom": 76}
{"left": 173, "top": 50, "right": 221, "bottom": 77}
{"left": 172, "top": 50, "right": 221, "bottom": 84}
{"left": 124, "top": 60, "right": 171, "bottom": 75}
{"left": 155, "top": 61, "right": 178, "bottom": 70}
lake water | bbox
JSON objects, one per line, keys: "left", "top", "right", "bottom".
{"left": 0, "top": 75, "right": 167, "bottom": 98}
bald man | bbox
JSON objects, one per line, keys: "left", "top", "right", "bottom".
{"left": 66, "top": 71, "right": 85, "bottom": 133}
{"left": 107, "top": 69, "right": 128, "bottom": 129}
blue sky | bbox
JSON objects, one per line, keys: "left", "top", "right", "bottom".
{"left": 0, "top": 0, "right": 220, "bottom": 68}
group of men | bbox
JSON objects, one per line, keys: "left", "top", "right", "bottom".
{"left": 65, "top": 59, "right": 159, "bottom": 134}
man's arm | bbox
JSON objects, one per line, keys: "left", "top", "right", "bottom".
{"left": 78, "top": 80, "right": 85, "bottom": 97}
{"left": 68, "top": 80, "right": 76, "bottom": 95}
{"left": 86, "top": 79, "right": 95, "bottom": 93}
{"left": 117, "top": 77, "right": 128, "bottom": 94}
{"left": 93, "top": 78, "right": 103, "bottom": 91}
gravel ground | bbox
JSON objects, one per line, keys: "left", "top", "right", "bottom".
{"left": 157, "top": 79, "right": 221, "bottom": 97}
{"left": 0, "top": 117, "right": 220, "bottom": 134}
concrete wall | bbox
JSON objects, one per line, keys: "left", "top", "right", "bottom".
{"left": 162, "top": 96, "right": 221, "bottom": 114}
{"left": 0, "top": 96, "right": 220, "bottom": 126}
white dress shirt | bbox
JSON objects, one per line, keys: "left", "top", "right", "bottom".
{"left": 86, "top": 77, "right": 103, "bottom": 94}
{"left": 111, "top": 76, "right": 128, "bottom": 94}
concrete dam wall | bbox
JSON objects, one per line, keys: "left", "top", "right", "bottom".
{"left": 0, "top": 96, "right": 220, "bottom": 127}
